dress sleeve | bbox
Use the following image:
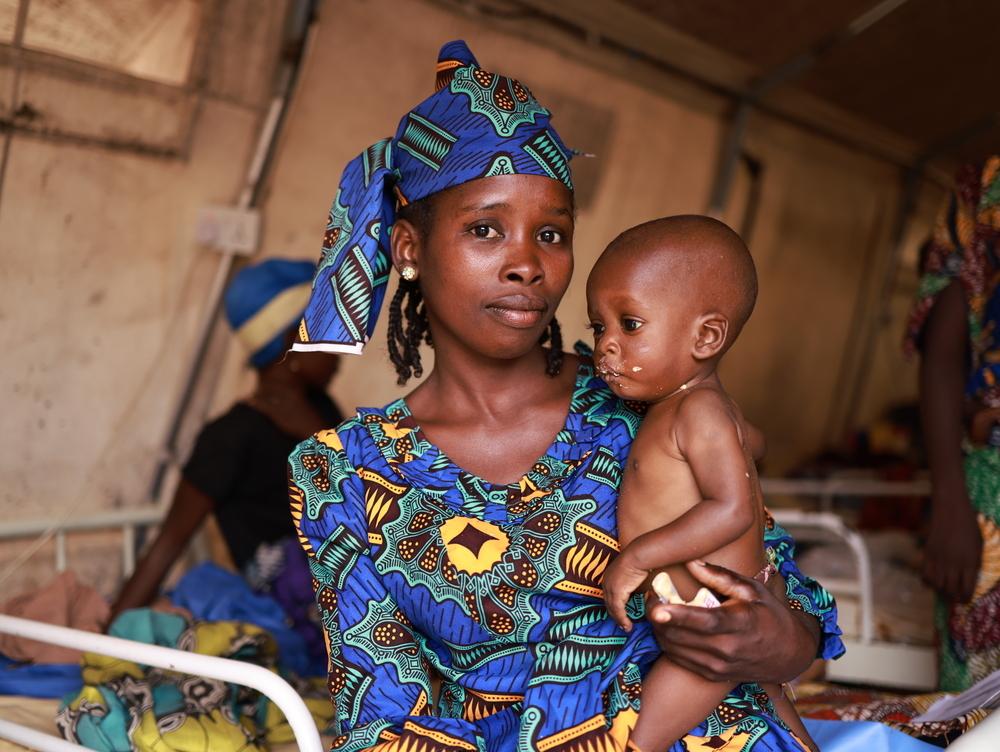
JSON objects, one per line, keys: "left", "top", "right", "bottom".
{"left": 764, "top": 516, "right": 846, "bottom": 661}
{"left": 288, "top": 427, "right": 484, "bottom": 751}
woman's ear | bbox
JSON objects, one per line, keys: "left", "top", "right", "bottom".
{"left": 693, "top": 312, "right": 729, "bottom": 360}
{"left": 390, "top": 217, "right": 420, "bottom": 276}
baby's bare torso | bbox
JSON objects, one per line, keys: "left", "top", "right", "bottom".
{"left": 617, "top": 387, "right": 767, "bottom": 601}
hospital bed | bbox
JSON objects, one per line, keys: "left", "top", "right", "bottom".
{"left": 764, "top": 475, "right": 938, "bottom": 692}
{"left": 0, "top": 508, "right": 326, "bottom": 751}
{"left": 0, "top": 614, "right": 324, "bottom": 752}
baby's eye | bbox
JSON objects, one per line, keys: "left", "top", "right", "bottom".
{"left": 587, "top": 322, "right": 605, "bottom": 336}
{"left": 471, "top": 224, "right": 500, "bottom": 239}
{"left": 622, "top": 318, "right": 643, "bottom": 332}
{"left": 538, "top": 229, "right": 564, "bottom": 244}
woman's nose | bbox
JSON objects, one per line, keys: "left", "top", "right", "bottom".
{"left": 501, "top": 237, "right": 544, "bottom": 285}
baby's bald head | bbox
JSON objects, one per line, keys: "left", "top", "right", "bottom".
{"left": 595, "top": 215, "right": 757, "bottom": 351}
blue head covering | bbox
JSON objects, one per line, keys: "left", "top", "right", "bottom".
{"left": 225, "top": 258, "right": 316, "bottom": 368}
{"left": 292, "top": 40, "right": 574, "bottom": 355}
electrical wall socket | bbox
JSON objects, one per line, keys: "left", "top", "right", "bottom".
{"left": 195, "top": 206, "right": 260, "bottom": 255}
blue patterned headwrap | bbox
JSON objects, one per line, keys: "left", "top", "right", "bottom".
{"left": 225, "top": 258, "right": 316, "bottom": 368}
{"left": 292, "top": 40, "right": 574, "bottom": 355}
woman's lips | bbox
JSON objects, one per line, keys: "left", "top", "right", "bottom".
{"left": 486, "top": 294, "right": 547, "bottom": 329}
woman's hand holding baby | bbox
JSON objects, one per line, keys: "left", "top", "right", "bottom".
{"left": 648, "top": 561, "right": 819, "bottom": 684}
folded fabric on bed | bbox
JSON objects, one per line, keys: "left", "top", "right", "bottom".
{"left": 56, "top": 609, "right": 332, "bottom": 751}
{"left": 169, "top": 561, "right": 326, "bottom": 677}
{"left": 0, "top": 655, "right": 82, "bottom": 698}
{"left": 0, "top": 571, "right": 109, "bottom": 663}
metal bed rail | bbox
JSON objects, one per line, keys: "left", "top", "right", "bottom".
{"left": 0, "top": 477, "right": 930, "bottom": 579}
{"left": 0, "top": 614, "right": 324, "bottom": 752}
{"left": 763, "top": 475, "right": 938, "bottom": 690}
{"left": 0, "top": 506, "right": 165, "bottom": 579}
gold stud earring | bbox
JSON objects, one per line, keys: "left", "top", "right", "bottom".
{"left": 400, "top": 265, "right": 418, "bottom": 281}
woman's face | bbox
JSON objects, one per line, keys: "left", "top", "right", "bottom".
{"left": 397, "top": 174, "right": 575, "bottom": 363}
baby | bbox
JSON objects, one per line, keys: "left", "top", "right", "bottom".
{"left": 587, "top": 216, "right": 815, "bottom": 751}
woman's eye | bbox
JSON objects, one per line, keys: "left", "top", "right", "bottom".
{"left": 622, "top": 319, "right": 643, "bottom": 332}
{"left": 538, "top": 229, "right": 564, "bottom": 243}
{"left": 471, "top": 224, "right": 500, "bottom": 239}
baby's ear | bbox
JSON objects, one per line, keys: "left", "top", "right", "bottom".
{"left": 692, "top": 312, "right": 728, "bottom": 360}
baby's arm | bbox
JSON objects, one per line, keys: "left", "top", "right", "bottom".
{"left": 604, "top": 390, "right": 757, "bottom": 629}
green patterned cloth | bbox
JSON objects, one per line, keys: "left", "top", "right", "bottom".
{"left": 56, "top": 609, "right": 332, "bottom": 751}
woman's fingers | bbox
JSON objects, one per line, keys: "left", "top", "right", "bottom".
{"left": 648, "top": 600, "right": 731, "bottom": 633}
{"left": 684, "top": 560, "right": 761, "bottom": 603}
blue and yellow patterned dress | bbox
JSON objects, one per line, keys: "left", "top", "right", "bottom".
{"left": 289, "top": 353, "right": 843, "bottom": 751}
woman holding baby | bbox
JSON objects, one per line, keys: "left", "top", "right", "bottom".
{"left": 286, "top": 41, "right": 841, "bottom": 751}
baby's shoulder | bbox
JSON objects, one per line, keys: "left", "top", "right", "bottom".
{"left": 673, "top": 385, "right": 741, "bottom": 434}
{"left": 676, "top": 383, "right": 731, "bottom": 412}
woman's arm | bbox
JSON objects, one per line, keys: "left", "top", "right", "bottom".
{"left": 919, "top": 280, "right": 982, "bottom": 603}
{"left": 110, "top": 479, "right": 213, "bottom": 621}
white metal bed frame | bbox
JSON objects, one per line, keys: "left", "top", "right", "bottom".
{"left": 0, "top": 509, "right": 325, "bottom": 752}
{"left": 0, "top": 475, "right": 941, "bottom": 749}
{"left": 764, "top": 475, "right": 938, "bottom": 691}
{"left": 0, "top": 613, "right": 324, "bottom": 752}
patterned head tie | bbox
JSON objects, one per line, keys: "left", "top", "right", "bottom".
{"left": 292, "top": 39, "right": 574, "bottom": 355}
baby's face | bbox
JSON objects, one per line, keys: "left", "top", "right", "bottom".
{"left": 586, "top": 256, "right": 697, "bottom": 402}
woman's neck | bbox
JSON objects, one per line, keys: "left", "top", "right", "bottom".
{"left": 408, "top": 345, "right": 569, "bottom": 425}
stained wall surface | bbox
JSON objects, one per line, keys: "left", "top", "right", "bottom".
{"left": 0, "top": 0, "right": 289, "bottom": 594}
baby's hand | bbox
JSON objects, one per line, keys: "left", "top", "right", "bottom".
{"left": 602, "top": 547, "right": 647, "bottom": 631}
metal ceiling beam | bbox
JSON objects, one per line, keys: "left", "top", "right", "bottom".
{"left": 708, "top": 0, "right": 912, "bottom": 213}
{"left": 463, "top": 0, "right": 922, "bottom": 171}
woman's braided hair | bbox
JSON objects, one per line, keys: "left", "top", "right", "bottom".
{"left": 388, "top": 196, "right": 564, "bottom": 385}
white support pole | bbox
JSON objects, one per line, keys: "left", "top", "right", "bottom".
{"left": 0, "top": 615, "right": 324, "bottom": 752}
{"left": 841, "top": 524, "right": 875, "bottom": 645}
{"left": 122, "top": 524, "right": 136, "bottom": 577}
{"left": 0, "top": 720, "right": 89, "bottom": 752}
{"left": 54, "top": 531, "right": 66, "bottom": 573}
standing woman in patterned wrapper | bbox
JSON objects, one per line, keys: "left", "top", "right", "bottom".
{"left": 906, "top": 156, "right": 1000, "bottom": 691}
{"left": 288, "top": 41, "right": 842, "bottom": 751}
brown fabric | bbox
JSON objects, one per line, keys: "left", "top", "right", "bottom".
{"left": 0, "top": 571, "right": 109, "bottom": 663}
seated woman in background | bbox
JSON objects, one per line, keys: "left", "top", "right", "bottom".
{"left": 111, "top": 259, "right": 342, "bottom": 663}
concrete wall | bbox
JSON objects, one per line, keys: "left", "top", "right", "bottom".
{"left": 0, "top": 0, "right": 289, "bottom": 595}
